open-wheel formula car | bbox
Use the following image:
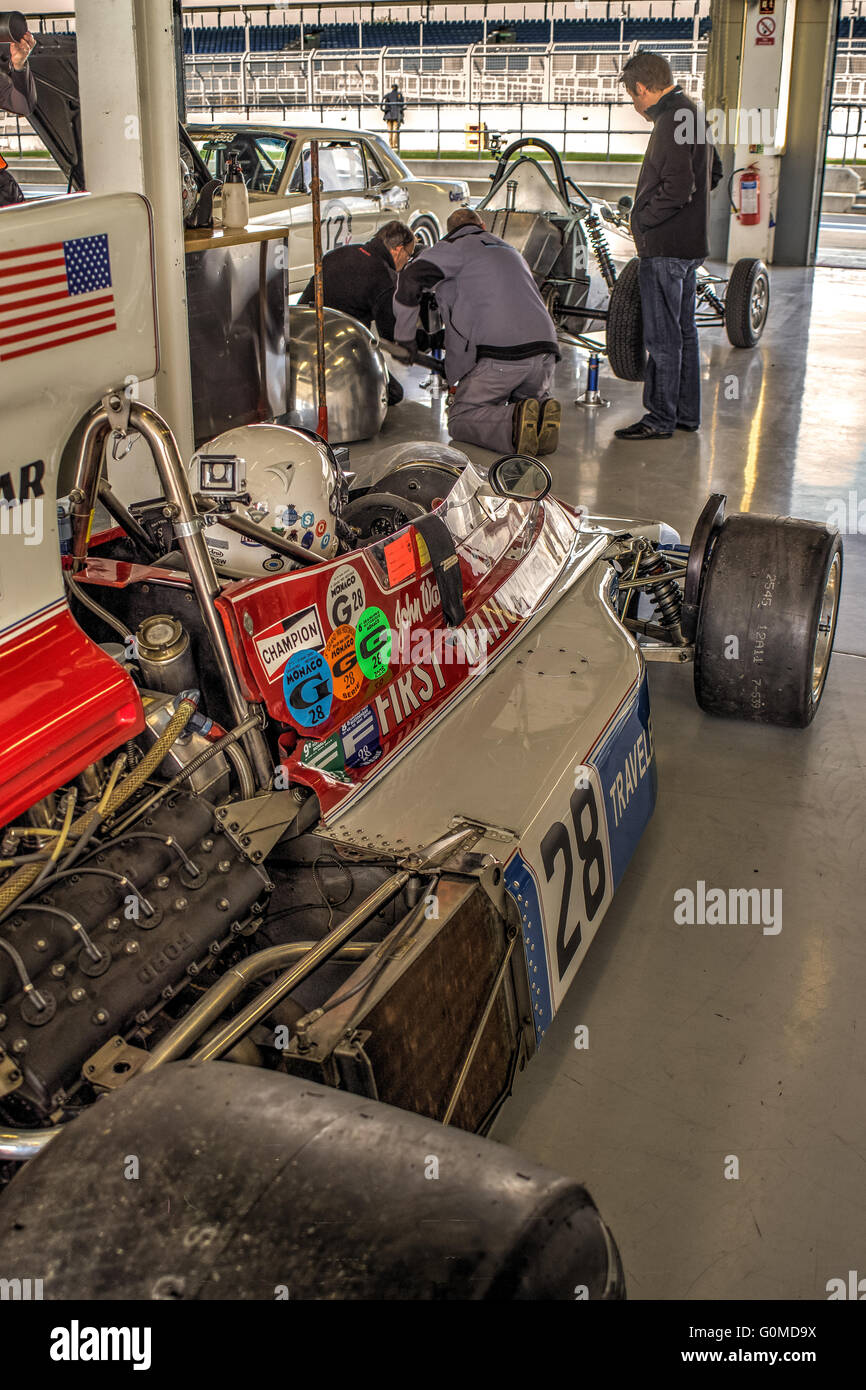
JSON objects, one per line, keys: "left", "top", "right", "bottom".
{"left": 0, "top": 193, "right": 838, "bottom": 1301}
{"left": 474, "top": 137, "right": 771, "bottom": 381}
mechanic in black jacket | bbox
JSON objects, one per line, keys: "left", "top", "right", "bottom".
{"left": 614, "top": 52, "right": 722, "bottom": 441}
{"left": 299, "top": 220, "right": 417, "bottom": 407}
{"left": 0, "top": 27, "right": 36, "bottom": 208}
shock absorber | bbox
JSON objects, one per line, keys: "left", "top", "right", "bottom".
{"left": 701, "top": 284, "right": 725, "bottom": 314}
{"left": 637, "top": 549, "right": 687, "bottom": 645}
{"left": 583, "top": 213, "right": 617, "bottom": 291}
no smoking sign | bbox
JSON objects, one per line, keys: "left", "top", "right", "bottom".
{"left": 756, "top": 15, "right": 776, "bottom": 46}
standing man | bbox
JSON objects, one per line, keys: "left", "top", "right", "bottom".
{"left": 382, "top": 83, "right": 405, "bottom": 152}
{"left": 0, "top": 26, "right": 36, "bottom": 208}
{"left": 614, "top": 52, "right": 722, "bottom": 441}
{"left": 299, "top": 221, "right": 416, "bottom": 407}
{"left": 394, "top": 208, "right": 561, "bottom": 456}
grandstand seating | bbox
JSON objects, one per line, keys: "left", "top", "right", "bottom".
{"left": 181, "top": 16, "right": 711, "bottom": 56}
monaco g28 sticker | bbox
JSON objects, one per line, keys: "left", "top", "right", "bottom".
{"left": 325, "top": 624, "right": 364, "bottom": 702}
{"left": 282, "top": 648, "right": 333, "bottom": 729}
{"left": 355, "top": 606, "right": 391, "bottom": 680}
{"left": 327, "top": 564, "right": 366, "bottom": 629}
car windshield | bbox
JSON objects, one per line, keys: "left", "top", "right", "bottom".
{"left": 191, "top": 131, "right": 293, "bottom": 193}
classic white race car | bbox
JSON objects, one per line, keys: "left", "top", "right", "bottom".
{"left": 189, "top": 121, "right": 469, "bottom": 289}
{"left": 0, "top": 188, "right": 840, "bottom": 1302}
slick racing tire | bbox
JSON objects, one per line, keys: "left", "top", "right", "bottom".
{"left": 0, "top": 1064, "right": 627, "bottom": 1300}
{"left": 605, "top": 256, "right": 645, "bottom": 381}
{"left": 694, "top": 513, "right": 842, "bottom": 727}
{"left": 724, "top": 257, "right": 770, "bottom": 347}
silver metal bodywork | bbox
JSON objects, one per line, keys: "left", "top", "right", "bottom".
{"left": 285, "top": 306, "right": 389, "bottom": 442}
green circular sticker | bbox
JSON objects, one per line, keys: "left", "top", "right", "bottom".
{"left": 355, "top": 605, "right": 391, "bottom": 680}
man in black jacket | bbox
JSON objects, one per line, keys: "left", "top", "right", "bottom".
{"left": 382, "top": 84, "right": 405, "bottom": 151}
{"left": 299, "top": 220, "right": 416, "bottom": 406}
{"left": 0, "top": 27, "right": 36, "bottom": 208}
{"left": 614, "top": 52, "right": 722, "bottom": 441}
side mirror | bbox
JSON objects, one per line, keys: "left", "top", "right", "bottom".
{"left": 488, "top": 454, "right": 552, "bottom": 502}
{"left": 617, "top": 194, "right": 633, "bottom": 213}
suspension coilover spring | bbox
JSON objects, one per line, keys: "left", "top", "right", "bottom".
{"left": 584, "top": 213, "right": 617, "bottom": 291}
{"left": 701, "top": 285, "right": 725, "bottom": 314}
{"left": 637, "top": 549, "right": 687, "bottom": 645}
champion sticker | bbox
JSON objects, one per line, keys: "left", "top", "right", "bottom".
{"left": 355, "top": 605, "right": 391, "bottom": 680}
{"left": 255, "top": 604, "right": 324, "bottom": 680}
{"left": 326, "top": 564, "right": 366, "bottom": 630}
{"left": 283, "top": 648, "right": 333, "bottom": 729}
{"left": 325, "top": 623, "right": 364, "bottom": 702}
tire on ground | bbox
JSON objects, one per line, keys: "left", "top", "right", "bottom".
{"left": 724, "top": 257, "right": 770, "bottom": 348}
{"left": 605, "top": 256, "right": 645, "bottom": 381}
{"left": 410, "top": 214, "right": 440, "bottom": 249}
{"left": 0, "top": 1063, "right": 626, "bottom": 1300}
{"left": 694, "top": 513, "right": 842, "bottom": 727}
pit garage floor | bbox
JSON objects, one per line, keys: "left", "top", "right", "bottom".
{"left": 349, "top": 265, "right": 866, "bottom": 1301}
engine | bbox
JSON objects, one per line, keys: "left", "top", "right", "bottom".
{"left": 0, "top": 789, "right": 269, "bottom": 1119}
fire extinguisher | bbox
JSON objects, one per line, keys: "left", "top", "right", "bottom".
{"left": 729, "top": 163, "right": 761, "bottom": 225}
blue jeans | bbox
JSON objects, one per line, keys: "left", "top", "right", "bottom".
{"left": 638, "top": 256, "right": 702, "bottom": 432}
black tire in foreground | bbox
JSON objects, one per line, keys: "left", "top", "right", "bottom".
{"left": 0, "top": 1063, "right": 625, "bottom": 1300}
{"left": 724, "top": 257, "right": 770, "bottom": 348}
{"left": 694, "top": 513, "right": 842, "bottom": 727}
{"left": 605, "top": 255, "right": 645, "bottom": 381}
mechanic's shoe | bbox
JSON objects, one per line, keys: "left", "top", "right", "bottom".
{"left": 512, "top": 398, "right": 540, "bottom": 454}
{"left": 536, "top": 398, "right": 561, "bottom": 455}
{"left": 614, "top": 421, "right": 673, "bottom": 441}
{"left": 675, "top": 422, "right": 700, "bottom": 432}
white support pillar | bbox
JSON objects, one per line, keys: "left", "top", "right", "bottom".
{"left": 75, "top": 0, "right": 195, "bottom": 464}
{"left": 726, "top": 0, "right": 797, "bottom": 264}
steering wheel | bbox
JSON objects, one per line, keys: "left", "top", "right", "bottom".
{"left": 341, "top": 491, "right": 426, "bottom": 541}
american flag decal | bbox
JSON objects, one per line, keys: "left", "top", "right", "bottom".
{"left": 0, "top": 233, "right": 116, "bottom": 362}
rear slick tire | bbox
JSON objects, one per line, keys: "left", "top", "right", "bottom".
{"left": 693, "top": 513, "right": 842, "bottom": 727}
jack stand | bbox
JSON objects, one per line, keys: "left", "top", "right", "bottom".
{"left": 576, "top": 352, "right": 610, "bottom": 409}
{"left": 422, "top": 350, "right": 445, "bottom": 396}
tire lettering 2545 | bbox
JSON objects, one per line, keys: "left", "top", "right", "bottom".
{"left": 540, "top": 779, "right": 608, "bottom": 987}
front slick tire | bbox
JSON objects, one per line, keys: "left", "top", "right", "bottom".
{"left": 694, "top": 514, "right": 842, "bottom": 727}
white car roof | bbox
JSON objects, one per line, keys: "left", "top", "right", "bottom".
{"left": 187, "top": 121, "right": 381, "bottom": 141}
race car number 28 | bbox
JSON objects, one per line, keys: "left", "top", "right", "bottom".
{"left": 535, "top": 765, "right": 613, "bottom": 1009}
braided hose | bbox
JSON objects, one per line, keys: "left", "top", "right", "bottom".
{"left": 0, "top": 697, "right": 197, "bottom": 916}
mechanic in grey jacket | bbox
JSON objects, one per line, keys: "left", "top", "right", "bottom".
{"left": 0, "top": 28, "right": 37, "bottom": 208}
{"left": 393, "top": 208, "right": 562, "bottom": 456}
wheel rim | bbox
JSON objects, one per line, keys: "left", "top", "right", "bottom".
{"left": 811, "top": 551, "right": 841, "bottom": 705}
{"left": 750, "top": 274, "right": 769, "bottom": 332}
{"left": 412, "top": 219, "right": 437, "bottom": 248}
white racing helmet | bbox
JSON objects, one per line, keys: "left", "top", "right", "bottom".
{"left": 189, "top": 423, "right": 340, "bottom": 577}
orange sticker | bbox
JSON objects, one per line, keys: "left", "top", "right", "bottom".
{"left": 325, "top": 623, "right": 364, "bottom": 702}
{"left": 384, "top": 530, "right": 417, "bottom": 586}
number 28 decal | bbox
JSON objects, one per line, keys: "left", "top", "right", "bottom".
{"left": 539, "top": 768, "right": 612, "bottom": 998}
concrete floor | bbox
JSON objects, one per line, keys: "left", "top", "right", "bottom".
{"left": 350, "top": 266, "right": 866, "bottom": 1300}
